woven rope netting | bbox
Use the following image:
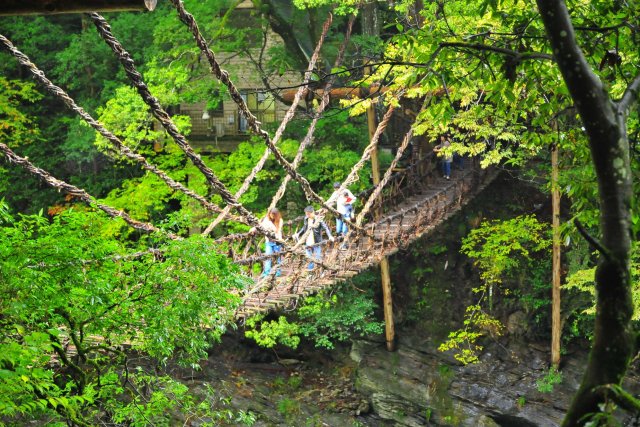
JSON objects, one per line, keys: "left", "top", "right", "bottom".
{"left": 0, "top": 1, "right": 428, "bottom": 282}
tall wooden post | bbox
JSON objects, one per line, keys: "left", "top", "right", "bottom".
{"left": 366, "top": 66, "right": 395, "bottom": 352}
{"left": 551, "top": 141, "right": 561, "bottom": 367}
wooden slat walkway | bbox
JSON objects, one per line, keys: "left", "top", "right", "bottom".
{"left": 235, "top": 165, "right": 498, "bottom": 319}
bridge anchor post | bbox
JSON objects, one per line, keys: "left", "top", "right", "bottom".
{"left": 379, "top": 257, "right": 395, "bottom": 351}
{"left": 366, "top": 65, "right": 396, "bottom": 352}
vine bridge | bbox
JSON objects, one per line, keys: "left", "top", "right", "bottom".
{"left": 0, "top": 2, "right": 497, "bottom": 339}
{"left": 231, "top": 159, "right": 496, "bottom": 319}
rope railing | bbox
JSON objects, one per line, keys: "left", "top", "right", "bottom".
{"left": 90, "top": 13, "right": 276, "bottom": 240}
{"left": 0, "top": 33, "right": 248, "bottom": 226}
{"left": 356, "top": 96, "right": 432, "bottom": 224}
{"left": 268, "top": 14, "right": 357, "bottom": 211}
{"left": 0, "top": 142, "right": 179, "bottom": 239}
{"left": 169, "top": 0, "right": 374, "bottom": 237}
{"left": 237, "top": 161, "right": 495, "bottom": 318}
{"left": 212, "top": 148, "right": 435, "bottom": 250}
{"left": 223, "top": 150, "right": 446, "bottom": 274}
{"left": 203, "top": 12, "right": 335, "bottom": 234}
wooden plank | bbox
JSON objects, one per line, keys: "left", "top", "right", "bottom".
{"left": 0, "top": 0, "right": 156, "bottom": 15}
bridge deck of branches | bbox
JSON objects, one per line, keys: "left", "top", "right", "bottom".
{"left": 231, "top": 158, "right": 496, "bottom": 319}
{"left": 0, "top": 3, "right": 497, "bottom": 323}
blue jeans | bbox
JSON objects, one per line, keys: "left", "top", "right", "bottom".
{"left": 442, "top": 160, "right": 452, "bottom": 178}
{"left": 263, "top": 241, "right": 282, "bottom": 276}
{"left": 305, "top": 245, "right": 322, "bottom": 270}
{"left": 336, "top": 217, "right": 348, "bottom": 236}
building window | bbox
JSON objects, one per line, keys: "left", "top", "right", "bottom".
{"left": 239, "top": 90, "right": 276, "bottom": 133}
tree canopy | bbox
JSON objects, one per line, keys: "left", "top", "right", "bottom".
{"left": 0, "top": 0, "right": 639, "bottom": 425}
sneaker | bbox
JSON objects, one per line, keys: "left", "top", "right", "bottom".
{"left": 445, "top": 175, "right": 450, "bottom": 180}
{"left": 340, "top": 244, "right": 348, "bottom": 250}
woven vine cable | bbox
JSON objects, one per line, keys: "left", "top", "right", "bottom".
{"left": 356, "top": 96, "right": 429, "bottom": 224}
{"left": 89, "top": 13, "right": 275, "bottom": 239}
{"left": 0, "top": 143, "right": 178, "bottom": 239}
{"left": 202, "top": 12, "right": 334, "bottom": 235}
{"left": 268, "top": 14, "right": 357, "bottom": 211}
{"left": 0, "top": 33, "right": 248, "bottom": 227}
{"left": 99, "top": 11, "right": 338, "bottom": 268}
{"left": 356, "top": 126, "right": 413, "bottom": 225}
{"left": 167, "top": 0, "right": 371, "bottom": 235}
{"left": 321, "top": 99, "right": 397, "bottom": 232}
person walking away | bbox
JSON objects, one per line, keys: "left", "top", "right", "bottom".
{"left": 328, "top": 182, "right": 357, "bottom": 241}
{"left": 343, "top": 191, "right": 355, "bottom": 220}
{"left": 294, "top": 206, "right": 334, "bottom": 271}
{"left": 252, "top": 208, "right": 284, "bottom": 277}
{"left": 434, "top": 135, "right": 453, "bottom": 180}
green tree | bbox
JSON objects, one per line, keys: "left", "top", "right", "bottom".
{"left": 440, "top": 216, "right": 551, "bottom": 364}
{"left": 360, "top": 0, "right": 639, "bottom": 423}
{"left": 0, "top": 204, "right": 249, "bottom": 424}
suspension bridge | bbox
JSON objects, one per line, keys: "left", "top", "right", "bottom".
{"left": 0, "top": 2, "right": 497, "bottom": 347}
{"left": 231, "top": 158, "right": 496, "bottom": 319}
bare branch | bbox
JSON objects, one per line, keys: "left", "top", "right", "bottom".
{"left": 573, "top": 218, "right": 612, "bottom": 262}
{"left": 619, "top": 72, "right": 640, "bottom": 115}
{"left": 440, "top": 41, "right": 553, "bottom": 61}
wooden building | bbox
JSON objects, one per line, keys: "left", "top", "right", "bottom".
{"left": 179, "top": 0, "right": 301, "bottom": 153}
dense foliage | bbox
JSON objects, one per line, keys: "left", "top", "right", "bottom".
{"left": 0, "top": 202, "right": 251, "bottom": 424}
{"left": 1, "top": 0, "right": 639, "bottom": 424}
{"left": 0, "top": 1, "right": 372, "bottom": 423}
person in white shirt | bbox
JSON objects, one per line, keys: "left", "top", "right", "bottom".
{"left": 328, "top": 182, "right": 356, "bottom": 239}
{"left": 254, "top": 208, "right": 283, "bottom": 276}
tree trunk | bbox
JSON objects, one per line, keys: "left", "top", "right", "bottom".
{"left": 536, "top": 0, "right": 635, "bottom": 424}
{"left": 551, "top": 142, "right": 561, "bottom": 368}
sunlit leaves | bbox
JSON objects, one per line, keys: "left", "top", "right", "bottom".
{"left": 0, "top": 78, "right": 42, "bottom": 147}
{"left": 245, "top": 315, "right": 301, "bottom": 349}
{"left": 0, "top": 206, "right": 244, "bottom": 423}
{"left": 461, "top": 215, "right": 551, "bottom": 287}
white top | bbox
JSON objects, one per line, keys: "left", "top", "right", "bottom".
{"left": 305, "top": 217, "right": 318, "bottom": 246}
{"left": 435, "top": 139, "right": 453, "bottom": 161}
{"left": 260, "top": 216, "right": 283, "bottom": 242}
{"left": 329, "top": 189, "right": 356, "bottom": 215}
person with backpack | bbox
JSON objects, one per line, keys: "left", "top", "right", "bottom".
{"left": 328, "top": 182, "right": 357, "bottom": 245}
{"left": 294, "top": 206, "right": 334, "bottom": 271}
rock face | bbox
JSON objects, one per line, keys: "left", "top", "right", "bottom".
{"left": 352, "top": 335, "right": 639, "bottom": 426}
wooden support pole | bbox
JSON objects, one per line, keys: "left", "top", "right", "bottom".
{"left": 366, "top": 66, "right": 396, "bottom": 352}
{"left": 0, "top": 0, "right": 156, "bottom": 15}
{"left": 551, "top": 141, "right": 561, "bottom": 367}
{"left": 379, "top": 255, "right": 395, "bottom": 351}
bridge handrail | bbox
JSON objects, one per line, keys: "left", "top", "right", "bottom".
{"left": 213, "top": 150, "right": 438, "bottom": 244}
{"left": 216, "top": 150, "right": 469, "bottom": 276}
